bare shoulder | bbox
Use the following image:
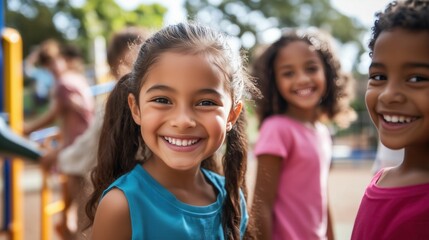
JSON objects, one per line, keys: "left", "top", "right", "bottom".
{"left": 378, "top": 166, "right": 429, "bottom": 187}
{"left": 91, "top": 188, "right": 131, "bottom": 240}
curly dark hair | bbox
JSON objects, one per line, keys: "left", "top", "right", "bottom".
{"left": 252, "top": 28, "right": 356, "bottom": 128}
{"left": 368, "top": 0, "right": 429, "bottom": 55}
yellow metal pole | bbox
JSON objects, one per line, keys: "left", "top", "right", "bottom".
{"left": 2, "top": 28, "right": 24, "bottom": 240}
{"left": 41, "top": 170, "right": 51, "bottom": 240}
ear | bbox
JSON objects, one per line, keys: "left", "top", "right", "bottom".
{"left": 226, "top": 101, "right": 243, "bottom": 131}
{"left": 128, "top": 93, "right": 141, "bottom": 126}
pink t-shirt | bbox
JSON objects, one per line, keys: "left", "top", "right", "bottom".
{"left": 352, "top": 169, "right": 429, "bottom": 240}
{"left": 54, "top": 72, "right": 94, "bottom": 147}
{"left": 254, "top": 115, "right": 332, "bottom": 240}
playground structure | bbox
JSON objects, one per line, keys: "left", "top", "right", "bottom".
{"left": 0, "top": 2, "right": 115, "bottom": 238}
{"left": 1, "top": 2, "right": 49, "bottom": 238}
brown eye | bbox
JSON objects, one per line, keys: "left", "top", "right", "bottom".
{"left": 369, "top": 74, "right": 386, "bottom": 81}
{"left": 153, "top": 97, "right": 171, "bottom": 104}
{"left": 409, "top": 76, "right": 428, "bottom": 82}
{"left": 198, "top": 100, "right": 217, "bottom": 106}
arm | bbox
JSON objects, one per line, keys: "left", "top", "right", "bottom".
{"left": 251, "top": 154, "right": 282, "bottom": 240}
{"left": 91, "top": 188, "right": 131, "bottom": 240}
{"left": 39, "top": 148, "right": 60, "bottom": 171}
{"left": 24, "top": 98, "right": 58, "bottom": 135}
{"left": 24, "top": 47, "right": 40, "bottom": 77}
{"left": 327, "top": 203, "right": 335, "bottom": 240}
{"left": 327, "top": 162, "right": 335, "bottom": 240}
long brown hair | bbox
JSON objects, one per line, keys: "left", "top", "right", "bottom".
{"left": 86, "top": 22, "right": 258, "bottom": 239}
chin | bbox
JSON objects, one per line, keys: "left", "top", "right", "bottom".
{"left": 167, "top": 163, "right": 198, "bottom": 171}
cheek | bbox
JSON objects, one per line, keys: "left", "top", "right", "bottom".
{"left": 209, "top": 114, "right": 229, "bottom": 137}
{"left": 365, "top": 90, "right": 379, "bottom": 124}
{"left": 274, "top": 79, "right": 289, "bottom": 96}
{"left": 365, "top": 89, "right": 376, "bottom": 110}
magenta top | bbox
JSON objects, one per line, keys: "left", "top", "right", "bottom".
{"left": 254, "top": 115, "right": 332, "bottom": 240}
{"left": 352, "top": 169, "right": 429, "bottom": 240}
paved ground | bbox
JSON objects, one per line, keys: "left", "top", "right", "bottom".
{"left": 0, "top": 158, "right": 373, "bottom": 240}
{"left": 327, "top": 160, "right": 373, "bottom": 239}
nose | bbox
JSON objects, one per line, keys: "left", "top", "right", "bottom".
{"left": 296, "top": 71, "right": 311, "bottom": 84}
{"left": 378, "top": 80, "right": 406, "bottom": 105}
{"left": 170, "top": 106, "right": 197, "bottom": 129}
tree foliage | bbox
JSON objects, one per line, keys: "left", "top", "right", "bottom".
{"left": 184, "top": 0, "right": 367, "bottom": 70}
{"left": 5, "top": 0, "right": 166, "bottom": 59}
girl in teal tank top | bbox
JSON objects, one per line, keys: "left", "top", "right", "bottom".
{"left": 85, "top": 22, "right": 259, "bottom": 240}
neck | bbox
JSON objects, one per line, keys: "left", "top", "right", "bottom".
{"left": 143, "top": 160, "right": 205, "bottom": 190}
{"left": 142, "top": 160, "right": 216, "bottom": 206}
{"left": 401, "top": 145, "right": 429, "bottom": 171}
{"left": 285, "top": 107, "right": 319, "bottom": 125}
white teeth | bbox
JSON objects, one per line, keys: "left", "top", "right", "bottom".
{"left": 164, "top": 137, "right": 198, "bottom": 146}
{"left": 382, "top": 115, "right": 414, "bottom": 123}
{"left": 296, "top": 88, "right": 313, "bottom": 96}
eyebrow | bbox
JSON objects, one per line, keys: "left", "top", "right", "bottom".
{"left": 369, "top": 62, "right": 429, "bottom": 69}
{"left": 146, "top": 84, "right": 174, "bottom": 93}
{"left": 145, "top": 84, "right": 223, "bottom": 97}
{"left": 368, "top": 62, "right": 384, "bottom": 69}
{"left": 403, "top": 62, "right": 429, "bottom": 69}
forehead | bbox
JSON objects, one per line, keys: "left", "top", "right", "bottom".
{"left": 143, "top": 52, "right": 229, "bottom": 93}
{"left": 372, "top": 28, "right": 429, "bottom": 65}
{"left": 275, "top": 40, "right": 322, "bottom": 66}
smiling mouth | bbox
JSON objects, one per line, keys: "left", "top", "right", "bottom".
{"left": 294, "top": 87, "right": 314, "bottom": 96}
{"left": 163, "top": 137, "right": 200, "bottom": 147}
{"left": 381, "top": 114, "right": 418, "bottom": 124}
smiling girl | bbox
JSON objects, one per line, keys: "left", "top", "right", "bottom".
{"left": 85, "top": 22, "right": 258, "bottom": 240}
{"left": 251, "top": 28, "right": 356, "bottom": 240}
{"left": 352, "top": 1, "right": 429, "bottom": 239}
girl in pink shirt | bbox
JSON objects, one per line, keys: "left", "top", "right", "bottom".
{"left": 251, "top": 28, "right": 356, "bottom": 240}
{"left": 352, "top": 1, "right": 429, "bottom": 239}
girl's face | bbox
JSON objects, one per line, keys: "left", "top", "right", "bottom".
{"left": 46, "top": 56, "right": 67, "bottom": 78}
{"left": 129, "top": 52, "right": 242, "bottom": 171}
{"left": 366, "top": 28, "right": 429, "bottom": 150}
{"left": 274, "top": 40, "right": 326, "bottom": 119}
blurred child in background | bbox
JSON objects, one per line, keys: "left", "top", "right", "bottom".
{"left": 23, "top": 39, "right": 94, "bottom": 240}
{"left": 52, "top": 27, "right": 149, "bottom": 239}
{"left": 251, "top": 28, "right": 356, "bottom": 240}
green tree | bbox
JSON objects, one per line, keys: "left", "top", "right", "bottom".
{"left": 5, "top": 0, "right": 166, "bottom": 59}
{"left": 184, "top": 0, "right": 367, "bottom": 71}
{"left": 6, "top": 2, "right": 64, "bottom": 56}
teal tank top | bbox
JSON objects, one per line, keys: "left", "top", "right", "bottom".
{"left": 102, "top": 165, "right": 248, "bottom": 239}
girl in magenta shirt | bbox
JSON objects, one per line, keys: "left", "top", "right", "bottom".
{"left": 352, "top": 1, "right": 429, "bottom": 239}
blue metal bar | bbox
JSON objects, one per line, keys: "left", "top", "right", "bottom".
{"left": 3, "top": 159, "right": 11, "bottom": 231}
{"left": 0, "top": 0, "right": 10, "bottom": 232}
{"left": 90, "top": 80, "right": 115, "bottom": 96}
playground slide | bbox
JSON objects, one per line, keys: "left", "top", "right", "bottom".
{"left": 0, "top": 117, "right": 41, "bottom": 161}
